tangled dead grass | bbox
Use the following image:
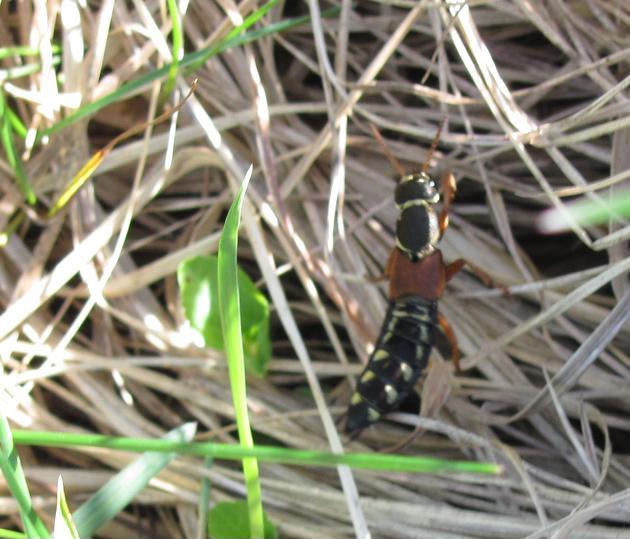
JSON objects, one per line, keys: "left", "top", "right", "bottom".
{"left": 1, "top": 1, "right": 630, "bottom": 538}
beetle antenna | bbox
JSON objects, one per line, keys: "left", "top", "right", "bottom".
{"left": 370, "top": 123, "right": 406, "bottom": 178}
{"left": 421, "top": 117, "right": 446, "bottom": 174}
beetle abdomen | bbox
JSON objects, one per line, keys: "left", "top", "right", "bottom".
{"left": 345, "top": 296, "right": 438, "bottom": 436}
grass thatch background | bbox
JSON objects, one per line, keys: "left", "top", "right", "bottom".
{"left": 2, "top": 1, "right": 630, "bottom": 538}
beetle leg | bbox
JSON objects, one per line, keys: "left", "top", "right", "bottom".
{"left": 438, "top": 312, "right": 460, "bottom": 372}
{"left": 438, "top": 170, "right": 456, "bottom": 235}
{"left": 376, "top": 248, "right": 396, "bottom": 281}
{"left": 366, "top": 273, "right": 387, "bottom": 283}
{"left": 445, "top": 258, "right": 509, "bottom": 294}
{"left": 365, "top": 250, "right": 395, "bottom": 283}
{"left": 385, "top": 248, "right": 396, "bottom": 278}
{"left": 444, "top": 258, "right": 465, "bottom": 282}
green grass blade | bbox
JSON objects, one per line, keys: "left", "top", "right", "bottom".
{"left": 0, "top": 44, "right": 61, "bottom": 59}
{"left": 185, "top": 0, "right": 278, "bottom": 72}
{"left": 12, "top": 429, "right": 502, "bottom": 475}
{"left": 0, "top": 416, "right": 49, "bottom": 538}
{"left": 53, "top": 477, "right": 80, "bottom": 539}
{"left": 539, "top": 190, "right": 630, "bottom": 232}
{"left": 0, "top": 91, "right": 35, "bottom": 205}
{"left": 0, "top": 208, "right": 26, "bottom": 248}
{"left": 184, "top": 4, "right": 340, "bottom": 74}
{"left": 161, "top": 0, "right": 184, "bottom": 102}
{"left": 0, "top": 56, "right": 61, "bottom": 82}
{"left": 6, "top": 106, "right": 26, "bottom": 138}
{"left": 0, "top": 528, "right": 27, "bottom": 538}
{"left": 217, "top": 166, "right": 265, "bottom": 539}
{"left": 41, "top": 4, "right": 340, "bottom": 139}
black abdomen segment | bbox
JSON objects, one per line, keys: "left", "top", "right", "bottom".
{"left": 345, "top": 296, "right": 438, "bottom": 436}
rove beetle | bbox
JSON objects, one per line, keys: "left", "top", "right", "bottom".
{"left": 345, "top": 124, "right": 490, "bottom": 437}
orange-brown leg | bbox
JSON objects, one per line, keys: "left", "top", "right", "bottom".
{"left": 445, "top": 258, "right": 505, "bottom": 292}
{"left": 445, "top": 259, "right": 465, "bottom": 283}
{"left": 438, "top": 170, "right": 456, "bottom": 235}
{"left": 438, "top": 312, "right": 460, "bottom": 373}
{"left": 366, "top": 249, "right": 395, "bottom": 283}
{"left": 382, "top": 248, "right": 395, "bottom": 280}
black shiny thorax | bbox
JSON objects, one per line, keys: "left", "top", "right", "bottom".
{"left": 394, "top": 172, "right": 439, "bottom": 206}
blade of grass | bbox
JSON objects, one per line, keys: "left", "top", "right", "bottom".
{"left": 0, "top": 89, "right": 35, "bottom": 204}
{"left": 0, "top": 210, "right": 26, "bottom": 248}
{"left": 40, "top": 4, "right": 340, "bottom": 139}
{"left": 538, "top": 189, "right": 630, "bottom": 232}
{"left": 184, "top": 0, "right": 278, "bottom": 73}
{"left": 53, "top": 477, "right": 80, "bottom": 539}
{"left": 0, "top": 44, "right": 61, "bottom": 58}
{"left": 0, "top": 528, "right": 27, "bottom": 538}
{"left": 6, "top": 106, "right": 27, "bottom": 138}
{"left": 0, "top": 55, "right": 62, "bottom": 82}
{"left": 161, "top": 0, "right": 184, "bottom": 103}
{"left": 11, "top": 429, "right": 502, "bottom": 475}
{"left": 217, "top": 166, "right": 264, "bottom": 539}
{"left": 46, "top": 80, "right": 197, "bottom": 217}
{"left": 0, "top": 416, "right": 49, "bottom": 539}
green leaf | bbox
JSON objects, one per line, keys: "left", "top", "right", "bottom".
{"left": 244, "top": 314, "right": 271, "bottom": 377}
{"left": 177, "top": 254, "right": 271, "bottom": 376}
{"left": 208, "top": 501, "right": 277, "bottom": 539}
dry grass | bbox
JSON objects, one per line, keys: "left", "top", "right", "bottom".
{"left": 2, "top": 1, "right": 630, "bottom": 538}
